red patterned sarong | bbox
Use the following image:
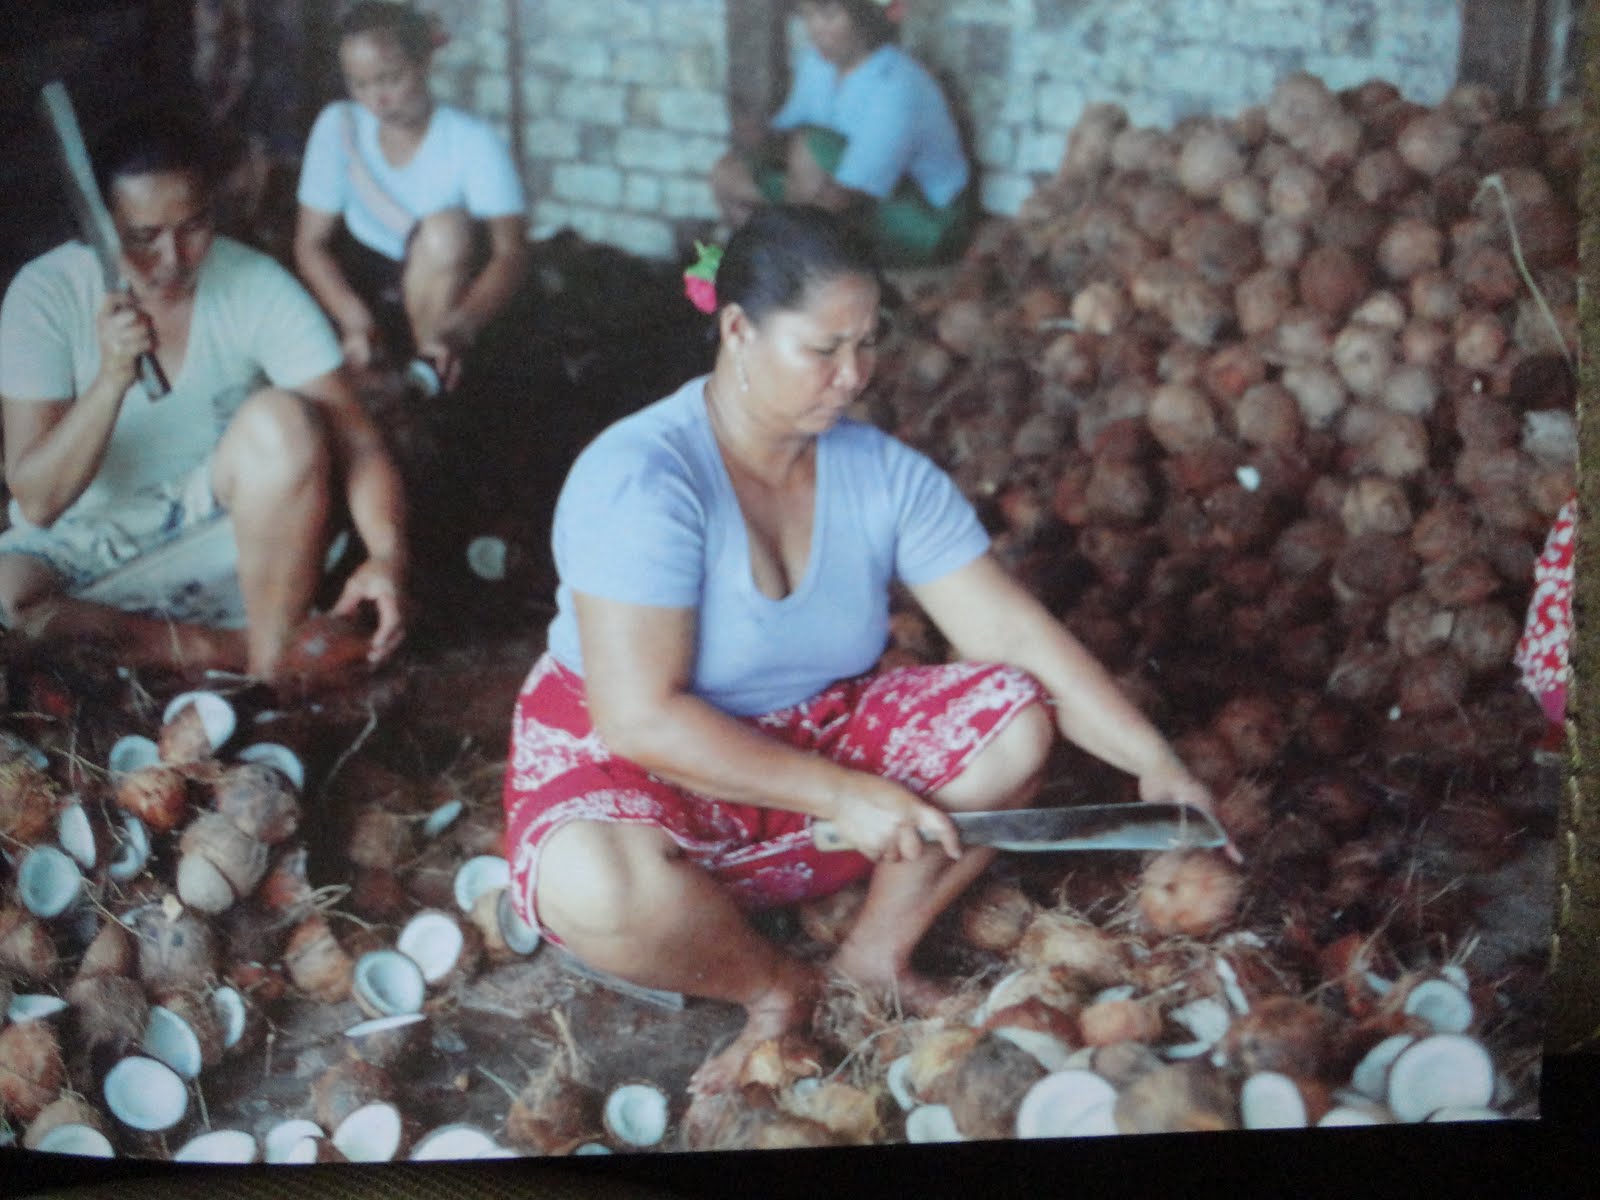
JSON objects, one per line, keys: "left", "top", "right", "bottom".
{"left": 1514, "top": 495, "right": 1576, "bottom": 726}
{"left": 502, "top": 653, "right": 1046, "bottom": 941}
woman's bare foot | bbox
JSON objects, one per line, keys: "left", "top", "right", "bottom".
{"left": 689, "top": 968, "right": 819, "bottom": 1097}
{"left": 829, "top": 948, "right": 954, "bottom": 1018}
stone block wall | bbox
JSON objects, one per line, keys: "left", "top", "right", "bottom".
{"left": 422, "top": 1, "right": 1578, "bottom": 262}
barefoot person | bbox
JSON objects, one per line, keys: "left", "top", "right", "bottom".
{"left": 710, "top": 0, "right": 973, "bottom": 268}
{"left": 501, "top": 205, "right": 1219, "bottom": 1094}
{"left": 293, "top": 1, "right": 529, "bottom": 394}
{"left": 0, "top": 106, "right": 407, "bottom": 683}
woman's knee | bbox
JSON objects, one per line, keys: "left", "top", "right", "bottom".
{"left": 406, "top": 209, "right": 475, "bottom": 273}
{"left": 0, "top": 554, "right": 64, "bottom": 628}
{"left": 218, "top": 389, "right": 332, "bottom": 498}
{"left": 936, "top": 699, "right": 1053, "bottom": 811}
{"left": 535, "top": 821, "right": 679, "bottom": 941}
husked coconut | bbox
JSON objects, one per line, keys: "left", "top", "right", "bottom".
{"left": 177, "top": 812, "right": 270, "bottom": 913}
{"left": 0, "top": 1020, "right": 66, "bottom": 1123}
{"left": 504, "top": 1066, "right": 603, "bottom": 1155}
{"left": 115, "top": 765, "right": 190, "bottom": 833}
{"left": 127, "top": 901, "right": 219, "bottom": 991}
{"left": 1115, "top": 1062, "right": 1238, "bottom": 1133}
{"left": 212, "top": 763, "right": 300, "bottom": 843}
{"left": 284, "top": 914, "right": 355, "bottom": 1003}
{"left": 0, "top": 906, "right": 59, "bottom": 984}
{"left": 944, "top": 1032, "right": 1048, "bottom": 1141}
{"left": 0, "top": 758, "right": 62, "bottom": 846}
{"left": 1138, "top": 851, "right": 1245, "bottom": 937}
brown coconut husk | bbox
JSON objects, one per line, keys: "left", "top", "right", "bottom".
{"left": 1079, "top": 997, "right": 1165, "bottom": 1047}
{"left": 1137, "top": 850, "right": 1246, "bottom": 937}
{"left": 0, "top": 1020, "right": 66, "bottom": 1123}
{"left": 1114, "top": 1061, "right": 1239, "bottom": 1133}
{"left": 779, "top": 1079, "right": 886, "bottom": 1144}
{"left": 128, "top": 899, "right": 220, "bottom": 992}
{"left": 903, "top": 1026, "right": 983, "bottom": 1107}
{"left": 158, "top": 702, "right": 218, "bottom": 766}
{"left": 283, "top": 913, "right": 354, "bottom": 1004}
{"left": 944, "top": 1032, "right": 1049, "bottom": 1141}
{"left": 150, "top": 986, "right": 226, "bottom": 1071}
{"left": 64, "top": 973, "right": 148, "bottom": 1059}
{"left": 0, "top": 757, "right": 62, "bottom": 845}
{"left": 21, "top": 1092, "right": 109, "bottom": 1149}
{"left": 177, "top": 812, "right": 271, "bottom": 913}
{"left": 311, "top": 1058, "right": 396, "bottom": 1132}
{"left": 1220, "top": 995, "right": 1334, "bottom": 1078}
{"left": 211, "top": 763, "right": 301, "bottom": 844}
{"left": 345, "top": 804, "right": 416, "bottom": 872}
{"left": 504, "top": 1066, "right": 604, "bottom": 1156}
{"left": 74, "top": 919, "right": 136, "bottom": 982}
{"left": 1013, "top": 911, "right": 1129, "bottom": 987}
{"left": 115, "top": 765, "right": 190, "bottom": 833}
{"left": 0, "top": 905, "right": 60, "bottom": 984}
{"left": 954, "top": 880, "right": 1038, "bottom": 955}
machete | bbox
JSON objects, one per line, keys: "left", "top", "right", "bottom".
{"left": 811, "top": 800, "right": 1228, "bottom": 854}
{"left": 38, "top": 80, "right": 170, "bottom": 400}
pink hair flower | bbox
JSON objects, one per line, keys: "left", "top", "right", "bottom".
{"left": 683, "top": 240, "right": 723, "bottom": 314}
{"left": 874, "top": 0, "right": 907, "bottom": 23}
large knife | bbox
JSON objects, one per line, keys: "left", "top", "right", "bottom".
{"left": 811, "top": 801, "right": 1228, "bottom": 854}
{"left": 38, "top": 81, "right": 170, "bottom": 400}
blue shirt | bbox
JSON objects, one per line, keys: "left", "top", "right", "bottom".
{"left": 546, "top": 376, "right": 989, "bottom": 716}
{"left": 771, "top": 45, "right": 970, "bottom": 206}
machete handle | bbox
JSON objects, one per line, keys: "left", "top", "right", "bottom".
{"left": 136, "top": 351, "right": 170, "bottom": 400}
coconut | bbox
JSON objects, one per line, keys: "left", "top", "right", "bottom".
{"left": 1220, "top": 997, "right": 1332, "bottom": 1078}
{"left": 311, "top": 1058, "right": 396, "bottom": 1132}
{"left": 1078, "top": 998, "right": 1164, "bottom": 1047}
{"left": 780, "top": 1078, "right": 883, "bottom": 1144}
{"left": 159, "top": 692, "right": 237, "bottom": 764}
{"left": 351, "top": 949, "right": 426, "bottom": 1019}
{"left": 1013, "top": 912, "right": 1127, "bottom": 987}
{"left": 466, "top": 886, "right": 541, "bottom": 963}
{"left": 409, "top": 1122, "right": 502, "bottom": 1161}
{"left": 21, "top": 1093, "right": 109, "bottom": 1151}
{"left": 17, "top": 846, "right": 84, "bottom": 920}
{"left": 398, "top": 909, "right": 483, "bottom": 986}
{"left": 1114, "top": 1061, "right": 1238, "bottom": 1133}
{"left": 147, "top": 988, "right": 225, "bottom": 1075}
{"left": 602, "top": 1081, "right": 671, "bottom": 1148}
{"left": 954, "top": 880, "right": 1038, "bottom": 955}
{"left": 106, "top": 814, "right": 152, "bottom": 883}
{"left": 504, "top": 1068, "right": 604, "bottom": 1156}
{"left": 0, "top": 906, "right": 59, "bottom": 984}
{"left": 211, "top": 763, "right": 301, "bottom": 844}
{"left": 903, "top": 1026, "right": 983, "bottom": 1106}
{"left": 1385, "top": 1034, "right": 1495, "bottom": 1122}
{"left": 944, "top": 1031, "right": 1049, "bottom": 1141}
{"left": 0, "top": 757, "right": 62, "bottom": 846}
{"left": 0, "top": 1020, "right": 66, "bottom": 1122}
{"left": 1240, "top": 1071, "right": 1334, "bottom": 1129}
{"left": 738, "top": 1035, "right": 824, "bottom": 1092}
{"left": 234, "top": 743, "right": 306, "bottom": 793}
{"left": 172, "top": 1128, "right": 259, "bottom": 1164}
{"left": 345, "top": 804, "right": 415, "bottom": 872}
{"left": 263, "top": 1118, "right": 328, "bottom": 1164}
{"left": 64, "top": 974, "right": 148, "bottom": 1063}
{"left": 278, "top": 611, "right": 375, "bottom": 692}
{"left": 283, "top": 914, "right": 354, "bottom": 1003}
{"left": 114, "top": 765, "right": 189, "bottom": 833}
{"left": 1137, "top": 850, "right": 1245, "bottom": 938}
{"left": 453, "top": 855, "right": 511, "bottom": 913}
{"left": 176, "top": 812, "right": 269, "bottom": 913}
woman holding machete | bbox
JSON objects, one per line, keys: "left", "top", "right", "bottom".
{"left": 502, "top": 206, "right": 1229, "bottom": 1095}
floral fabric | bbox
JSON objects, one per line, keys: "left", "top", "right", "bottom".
{"left": 502, "top": 653, "right": 1045, "bottom": 942}
{"left": 1515, "top": 495, "right": 1576, "bottom": 725}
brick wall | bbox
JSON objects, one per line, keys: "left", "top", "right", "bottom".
{"left": 422, "top": 0, "right": 1529, "bottom": 263}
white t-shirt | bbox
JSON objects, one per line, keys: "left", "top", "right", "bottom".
{"left": 297, "top": 100, "right": 527, "bottom": 261}
{"left": 0, "top": 236, "right": 343, "bottom": 525}
{"left": 545, "top": 376, "right": 990, "bottom": 716}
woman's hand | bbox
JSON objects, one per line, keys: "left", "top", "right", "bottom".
{"left": 339, "top": 321, "right": 381, "bottom": 372}
{"left": 1137, "top": 763, "right": 1242, "bottom": 863}
{"left": 331, "top": 553, "right": 408, "bottom": 665}
{"left": 828, "top": 777, "right": 962, "bottom": 864}
{"left": 95, "top": 292, "right": 154, "bottom": 392}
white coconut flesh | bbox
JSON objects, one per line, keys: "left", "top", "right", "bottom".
{"left": 993, "top": 1026, "right": 1075, "bottom": 1073}
{"left": 1239, "top": 1071, "right": 1311, "bottom": 1130}
{"left": 33, "top": 1125, "right": 115, "bottom": 1158}
{"left": 904, "top": 1104, "right": 965, "bottom": 1143}
{"left": 409, "top": 1123, "right": 499, "bottom": 1161}
{"left": 1014, "top": 1070, "right": 1118, "bottom": 1139}
{"left": 332, "top": 1101, "right": 404, "bottom": 1162}
{"left": 497, "top": 889, "right": 541, "bottom": 955}
{"left": 163, "top": 691, "right": 237, "bottom": 753}
{"left": 453, "top": 855, "right": 510, "bottom": 913}
{"left": 1350, "top": 1034, "right": 1417, "bottom": 1100}
{"left": 279, "top": 1137, "right": 325, "bottom": 1164}
{"left": 466, "top": 536, "right": 509, "bottom": 582}
{"left": 353, "top": 950, "right": 426, "bottom": 1016}
{"left": 1165, "top": 996, "right": 1232, "bottom": 1059}
{"left": 573, "top": 1143, "right": 614, "bottom": 1155}
{"left": 1385, "top": 1034, "right": 1495, "bottom": 1123}
{"left": 7, "top": 994, "right": 70, "bottom": 1023}
{"left": 1213, "top": 957, "right": 1253, "bottom": 1014}
{"left": 18, "top": 846, "right": 83, "bottom": 919}
{"left": 971, "top": 967, "right": 1029, "bottom": 1026}
{"left": 396, "top": 911, "right": 465, "bottom": 984}
{"left": 108, "top": 735, "right": 161, "bottom": 777}
{"left": 886, "top": 1056, "right": 917, "bottom": 1111}
{"left": 263, "top": 1119, "right": 326, "bottom": 1164}
{"left": 422, "top": 798, "right": 463, "bottom": 839}
{"left": 107, "top": 816, "right": 151, "bottom": 883}
{"left": 208, "top": 987, "right": 249, "bottom": 1051}
{"left": 235, "top": 743, "right": 306, "bottom": 792}
{"left": 173, "top": 1129, "right": 259, "bottom": 1164}
{"left": 103, "top": 1056, "right": 189, "bottom": 1131}
{"left": 1440, "top": 963, "right": 1471, "bottom": 991}
{"left": 142, "top": 1005, "right": 205, "bottom": 1080}
{"left": 603, "top": 1083, "right": 669, "bottom": 1147}
{"left": 58, "top": 804, "right": 97, "bottom": 870}
{"left": 1402, "top": 979, "right": 1474, "bottom": 1034}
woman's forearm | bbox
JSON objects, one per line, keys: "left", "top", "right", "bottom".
{"left": 293, "top": 231, "right": 374, "bottom": 339}
{"left": 4, "top": 376, "right": 126, "bottom": 527}
{"left": 442, "top": 240, "right": 529, "bottom": 343}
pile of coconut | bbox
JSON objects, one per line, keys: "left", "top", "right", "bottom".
{"left": 0, "top": 680, "right": 543, "bottom": 1163}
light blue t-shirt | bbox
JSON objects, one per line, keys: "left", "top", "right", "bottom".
{"left": 771, "top": 44, "right": 970, "bottom": 206}
{"left": 546, "top": 376, "right": 989, "bottom": 716}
